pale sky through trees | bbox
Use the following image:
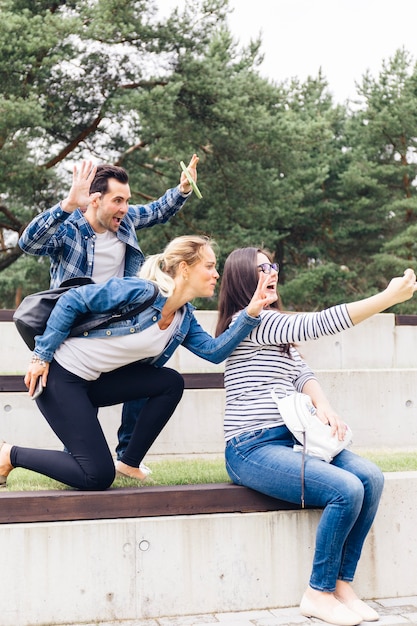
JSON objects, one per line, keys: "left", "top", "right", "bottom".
{"left": 158, "top": 0, "right": 417, "bottom": 103}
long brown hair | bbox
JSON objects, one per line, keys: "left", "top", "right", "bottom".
{"left": 215, "top": 247, "right": 280, "bottom": 337}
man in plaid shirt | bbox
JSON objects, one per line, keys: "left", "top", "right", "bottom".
{"left": 20, "top": 156, "right": 198, "bottom": 287}
{"left": 19, "top": 155, "right": 199, "bottom": 469}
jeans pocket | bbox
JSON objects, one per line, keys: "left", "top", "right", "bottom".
{"left": 230, "top": 428, "right": 266, "bottom": 449}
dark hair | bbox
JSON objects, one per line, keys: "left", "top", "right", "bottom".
{"left": 215, "top": 247, "right": 280, "bottom": 336}
{"left": 89, "top": 164, "right": 129, "bottom": 195}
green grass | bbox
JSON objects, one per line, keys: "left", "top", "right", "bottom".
{"left": 5, "top": 457, "right": 230, "bottom": 491}
{"left": 359, "top": 450, "right": 417, "bottom": 472}
{"left": 4, "top": 450, "right": 417, "bottom": 491}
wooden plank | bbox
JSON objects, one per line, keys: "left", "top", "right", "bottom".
{"left": 0, "top": 483, "right": 299, "bottom": 524}
{"left": 395, "top": 314, "right": 417, "bottom": 326}
{"left": 0, "top": 310, "right": 14, "bottom": 322}
{"left": 183, "top": 372, "right": 223, "bottom": 388}
{"left": 0, "top": 372, "right": 224, "bottom": 392}
{"left": 0, "top": 375, "right": 25, "bottom": 392}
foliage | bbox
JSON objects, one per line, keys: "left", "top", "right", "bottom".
{"left": 1, "top": 1, "right": 417, "bottom": 315}
{"left": 279, "top": 263, "right": 360, "bottom": 311}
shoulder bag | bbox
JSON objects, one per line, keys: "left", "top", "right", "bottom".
{"left": 13, "top": 277, "right": 158, "bottom": 351}
{"left": 271, "top": 388, "right": 353, "bottom": 507}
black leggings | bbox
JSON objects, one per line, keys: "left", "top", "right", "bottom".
{"left": 10, "top": 360, "right": 184, "bottom": 490}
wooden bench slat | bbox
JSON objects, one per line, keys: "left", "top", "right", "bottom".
{"left": 0, "top": 372, "right": 224, "bottom": 392}
{"left": 0, "top": 310, "right": 14, "bottom": 322}
{"left": 0, "top": 375, "right": 26, "bottom": 392}
{"left": 395, "top": 314, "right": 417, "bottom": 326}
{"left": 0, "top": 483, "right": 299, "bottom": 524}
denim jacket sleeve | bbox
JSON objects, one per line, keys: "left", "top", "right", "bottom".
{"left": 180, "top": 309, "right": 261, "bottom": 364}
{"left": 33, "top": 278, "right": 156, "bottom": 362}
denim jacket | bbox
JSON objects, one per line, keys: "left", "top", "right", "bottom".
{"left": 19, "top": 186, "right": 190, "bottom": 288}
{"left": 33, "top": 277, "right": 261, "bottom": 365}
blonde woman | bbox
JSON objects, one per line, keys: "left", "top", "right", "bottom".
{"left": 0, "top": 236, "right": 276, "bottom": 491}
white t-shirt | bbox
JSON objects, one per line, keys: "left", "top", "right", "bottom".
{"left": 54, "top": 310, "right": 182, "bottom": 380}
{"left": 92, "top": 231, "right": 125, "bottom": 282}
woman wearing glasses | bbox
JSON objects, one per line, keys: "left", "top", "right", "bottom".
{"left": 216, "top": 247, "right": 417, "bottom": 626}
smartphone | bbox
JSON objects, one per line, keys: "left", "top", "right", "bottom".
{"left": 31, "top": 377, "right": 44, "bottom": 400}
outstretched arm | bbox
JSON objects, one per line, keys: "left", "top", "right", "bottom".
{"left": 347, "top": 268, "right": 417, "bottom": 324}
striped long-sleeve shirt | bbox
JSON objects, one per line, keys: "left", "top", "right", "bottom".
{"left": 223, "top": 305, "right": 353, "bottom": 441}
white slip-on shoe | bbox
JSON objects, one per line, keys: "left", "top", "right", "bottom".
{"left": 339, "top": 597, "right": 379, "bottom": 622}
{"left": 300, "top": 592, "right": 362, "bottom": 626}
{"left": 139, "top": 463, "right": 152, "bottom": 476}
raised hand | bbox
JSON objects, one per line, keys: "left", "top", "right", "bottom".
{"left": 179, "top": 154, "right": 199, "bottom": 194}
{"left": 347, "top": 267, "right": 417, "bottom": 325}
{"left": 61, "top": 160, "right": 101, "bottom": 213}
{"left": 385, "top": 268, "right": 417, "bottom": 304}
{"left": 246, "top": 271, "right": 278, "bottom": 318}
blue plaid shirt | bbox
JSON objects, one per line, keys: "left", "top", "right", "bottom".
{"left": 19, "top": 186, "right": 190, "bottom": 288}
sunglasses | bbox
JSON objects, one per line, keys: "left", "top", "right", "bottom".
{"left": 257, "top": 262, "right": 279, "bottom": 274}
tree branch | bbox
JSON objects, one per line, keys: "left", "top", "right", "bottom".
{"left": 0, "top": 246, "right": 23, "bottom": 271}
{"left": 0, "top": 205, "right": 25, "bottom": 231}
{"left": 120, "top": 80, "right": 168, "bottom": 90}
{"left": 114, "top": 140, "right": 148, "bottom": 166}
{"left": 42, "top": 112, "right": 104, "bottom": 169}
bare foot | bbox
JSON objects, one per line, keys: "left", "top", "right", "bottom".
{"left": 115, "top": 460, "right": 148, "bottom": 482}
{"left": 0, "top": 442, "right": 13, "bottom": 483}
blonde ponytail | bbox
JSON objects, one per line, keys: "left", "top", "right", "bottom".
{"left": 139, "top": 253, "right": 175, "bottom": 297}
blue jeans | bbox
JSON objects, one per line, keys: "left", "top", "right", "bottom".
{"left": 225, "top": 425, "right": 384, "bottom": 592}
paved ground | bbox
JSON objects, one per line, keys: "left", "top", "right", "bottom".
{"left": 59, "top": 596, "right": 417, "bottom": 626}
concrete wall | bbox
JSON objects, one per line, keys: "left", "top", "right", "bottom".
{"left": 2, "top": 313, "right": 417, "bottom": 455}
{"left": 1, "top": 314, "right": 417, "bottom": 625}
{"left": 0, "top": 473, "right": 416, "bottom": 626}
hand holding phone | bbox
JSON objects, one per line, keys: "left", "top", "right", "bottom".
{"left": 31, "top": 377, "right": 44, "bottom": 400}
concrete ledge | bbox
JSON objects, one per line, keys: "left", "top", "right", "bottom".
{"left": 3, "top": 312, "right": 417, "bottom": 454}
{"left": 0, "top": 472, "right": 416, "bottom": 626}
{"left": 2, "top": 368, "right": 417, "bottom": 454}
